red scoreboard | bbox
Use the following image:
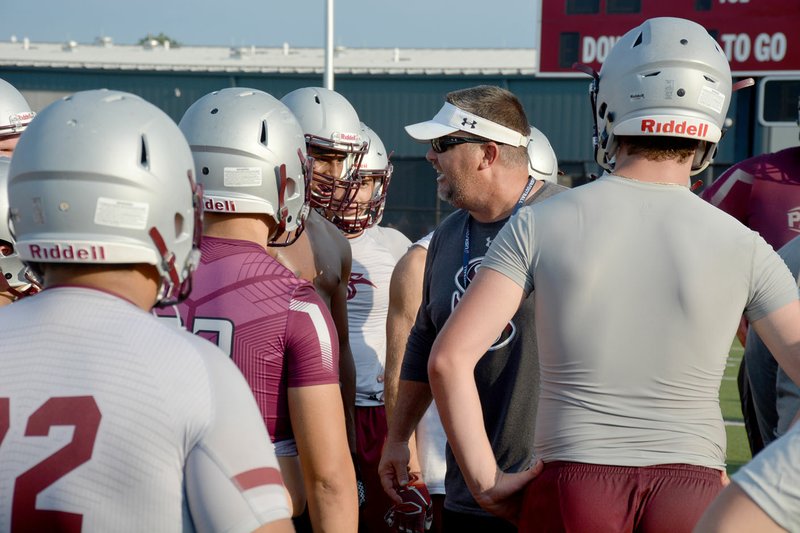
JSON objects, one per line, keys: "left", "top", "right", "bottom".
{"left": 539, "top": 0, "right": 799, "bottom": 75}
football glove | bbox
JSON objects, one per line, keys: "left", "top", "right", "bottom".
{"left": 384, "top": 472, "right": 433, "bottom": 533}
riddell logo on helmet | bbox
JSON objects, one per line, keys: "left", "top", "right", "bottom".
{"left": 204, "top": 198, "right": 237, "bottom": 212}
{"left": 640, "top": 119, "right": 709, "bottom": 138}
{"left": 9, "top": 111, "right": 35, "bottom": 127}
{"left": 333, "top": 132, "right": 362, "bottom": 144}
{"left": 28, "top": 244, "right": 107, "bottom": 261}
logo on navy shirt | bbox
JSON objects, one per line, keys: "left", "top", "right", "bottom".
{"left": 451, "top": 257, "right": 516, "bottom": 351}
{"left": 788, "top": 207, "right": 800, "bottom": 233}
{"left": 347, "top": 272, "right": 377, "bottom": 300}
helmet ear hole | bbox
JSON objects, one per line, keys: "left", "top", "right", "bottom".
{"left": 0, "top": 240, "right": 13, "bottom": 257}
{"left": 140, "top": 136, "right": 149, "bottom": 169}
{"left": 174, "top": 213, "right": 184, "bottom": 239}
{"left": 285, "top": 175, "right": 297, "bottom": 199}
{"left": 260, "top": 120, "right": 268, "bottom": 146}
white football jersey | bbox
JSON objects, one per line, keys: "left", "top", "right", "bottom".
{"left": 348, "top": 225, "right": 411, "bottom": 406}
{"left": 0, "top": 287, "right": 290, "bottom": 532}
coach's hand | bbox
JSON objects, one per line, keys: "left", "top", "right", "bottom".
{"left": 379, "top": 440, "right": 412, "bottom": 504}
{"left": 474, "top": 461, "right": 543, "bottom": 525}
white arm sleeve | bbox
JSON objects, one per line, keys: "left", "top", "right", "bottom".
{"left": 185, "top": 345, "right": 290, "bottom": 533}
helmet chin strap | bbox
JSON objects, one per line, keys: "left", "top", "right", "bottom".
{"left": 270, "top": 162, "right": 309, "bottom": 248}
{"left": 148, "top": 226, "right": 181, "bottom": 305}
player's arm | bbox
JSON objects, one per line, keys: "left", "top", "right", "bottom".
{"left": 750, "top": 299, "right": 800, "bottom": 391}
{"left": 380, "top": 244, "right": 437, "bottom": 503}
{"left": 251, "top": 521, "right": 295, "bottom": 533}
{"left": 383, "top": 246, "right": 427, "bottom": 491}
{"left": 385, "top": 245, "right": 426, "bottom": 420}
{"left": 333, "top": 228, "right": 358, "bottom": 453}
{"left": 289, "top": 384, "right": 357, "bottom": 532}
{"left": 287, "top": 287, "right": 358, "bottom": 533}
{"left": 693, "top": 483, "right": 785, "bottom": 532}
{"left": 428, "top": 267, "right": 538, "bottom": 523}
{"left": 702, "top": 165, "right": 757, "bottom": 344}
{"left": 380, "top": 379, "right": 431, "bottom": 504}
{"left": 185, "top": 344, "right": 293, "bottom": 533}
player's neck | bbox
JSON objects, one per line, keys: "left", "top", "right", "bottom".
{"left": 311, "top": 207, "right": 365, "bottom": 239}
{"left": 309, "top": 208, "right": 339, "bottom": 233}
{"left": 343, "top": 228, "right": 365, "bottom": 239}
{"left": 613, "top": 151, "right": 692, "bottom": 187}
{"left": 469, "top": 173, "right": 542, "bottom": 223}
{"left": 42, "top": 264, "right": 159, "bottom": 311}
{"left": 203, "top": 213, "right": 272, "bottom": 250}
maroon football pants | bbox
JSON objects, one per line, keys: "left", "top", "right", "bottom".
{"left": 518, "top": 461, "right": 724, "bottom": 533}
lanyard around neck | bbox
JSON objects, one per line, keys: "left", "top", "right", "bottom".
{"left": 462, "top": 176, "right": 536, "bottom": 288}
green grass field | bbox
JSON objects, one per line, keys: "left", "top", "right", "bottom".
{"left": 721, "top": 339, "right": 751, "bottom": 474}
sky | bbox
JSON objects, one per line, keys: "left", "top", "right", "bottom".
{"left": 0, "top": 0, "right": 541, "bottom": 49}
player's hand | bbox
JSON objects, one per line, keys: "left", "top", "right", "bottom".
{"left": 473, "top": 461, "right": 543, "bottom": 525}
{"left": 379, "top": 440, "right": 412, "bottom": 504}
{"left": 384, "top": 472, "right": 433, "bottom": 533}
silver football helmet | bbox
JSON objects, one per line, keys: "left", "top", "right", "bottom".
{"left": 0, "top": 78, "right": 35, "bottom": 139}
{"left": 7, "top": 89, "right": 202, "bottom": 306}
{"left": 591, "top": 17, "right": 732, "bottom": 175}
{"left": 327, "top": 122, "right": 392, "bottom": 234}
{"left": 179, "top": 88, "right": 312, "bottom": 247}
{"left": 280, "top": 87, "right": 367, "bottom": 211}
{"left": 527, "top": 126, "right": 559, "bottom": 183}
{"left": 0, "top": 158, "right": 39, "bottom": 298}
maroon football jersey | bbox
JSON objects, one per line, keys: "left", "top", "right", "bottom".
{"left": 702, "top": 147, "right": 800, "bottom": 250}
{"left": 156, "top": 236, "right": 339, "bottom": 444}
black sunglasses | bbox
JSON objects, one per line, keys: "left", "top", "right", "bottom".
{"left": 430, "top": 136, "right": 488, "bottom": 154}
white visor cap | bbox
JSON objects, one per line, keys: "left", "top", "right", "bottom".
{"left": 405, "top": 102, "right": 528, "bottom": 147}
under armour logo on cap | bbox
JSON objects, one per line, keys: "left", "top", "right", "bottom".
{"left": 404, "top": 102, "right": 528, "bottom": 147}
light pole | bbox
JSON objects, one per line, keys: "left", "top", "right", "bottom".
{"left": 324, "top": 0, "right": 334, "bottom": 90}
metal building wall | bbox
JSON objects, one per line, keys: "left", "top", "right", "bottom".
{"left": 0, "top": 67, "right": 753, "bottom": 241}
